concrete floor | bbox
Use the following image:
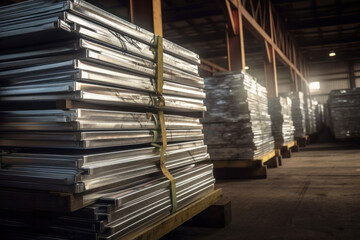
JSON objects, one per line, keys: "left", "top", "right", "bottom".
{"left": 162, "top": 142, "right": 360, "bottom": 240}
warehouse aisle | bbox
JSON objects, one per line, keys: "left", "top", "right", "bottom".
{"left": 162, "top": 142, "right": 360, "bottom": 240}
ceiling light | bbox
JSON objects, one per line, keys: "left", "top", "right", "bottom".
{"left": 244, "top": 66, "right": 249, "bottom": 70}
{"left": 329, "top": 51, "right": 336, "bottom": 57}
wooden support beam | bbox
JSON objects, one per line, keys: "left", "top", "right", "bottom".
{"left": 290, "top": 68, "right": 298, "bottom": 91}
{"left": 237, "top": 0, "right": 246, "bottom": 71}
{"left": 264, "top": 40, "right": 278, "bottom": 97}
{"left": 201, "top": 58, "right": 228, "bottom": 72}
{"left": 225, "top": 0, "right": 237, "bottom": 35}
{"left": 228, "top": 0, "right": 308, "bottom": 86}
{"left": 152, "top": 0, "right": 163, "bottom": 37}
{"left": 264, "top": 60, "right": 278, "bottom": 98}
{"left": 226, "top": 27, "right": 242, "bottom": 71}
{"left": 264, "top": 40, "right": 272, "bottom": 63}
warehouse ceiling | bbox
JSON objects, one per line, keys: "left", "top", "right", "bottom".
{"left": 1, "top": 0, "right": 359, "bottom": 66}
{"left": 272, "top": 0, "right": 360, "bottom": 63}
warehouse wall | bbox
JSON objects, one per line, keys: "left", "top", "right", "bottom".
{"left": 276, "top": 60, "right": 360, "bottom": 104}
{"left": 307, "top": 60, "right": 360, "bottom": 104}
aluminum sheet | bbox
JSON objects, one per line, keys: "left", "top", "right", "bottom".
{"left": 0, "top": 129, "right": 204, "bottom": 149}
{"left": 0, "top": 54, "right": 204, "bottom": 98}
{"left": 0, "top": 141, "right": 210, "bottom": 192}
{"left": 0, "top": 0, "right": 200, "bottom": 64}
{"left": 0, "top": 164, "right": 214, "bottom": 240}
{"left": 203, "top": 72, "right": 274, "bottom": 160}
{"left": 0, "top": 81, "right": 206, "bottom": 112}
{"left": 0, "top": 109, "right": 202, "bottom": 131}
{"left": 268, "top": 97, "right": 295, "bottom": 148}
{"left": 288, "top": 91, "right": 306, "bottom": 138}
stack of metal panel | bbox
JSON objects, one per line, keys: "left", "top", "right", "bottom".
{"left": 0, "top": 163, "right": 214, "bottom": 240}
{"left": 311, "top": 99, "right": 318, "bottom": 133}
{"left": 304, "top": 97, "right": 317, "bottom": 135}
{"left": 304, "top": 98, "right": 311, "bottom": 134}
{"left": 288, "top": 91, "right": 306, "bottom": 138}
{"left": 268, "top": 97, "right": 295, "bottom": 148}
{"left": 315, "top": 102, "right": 324, "bottom": 132}
{"left": 202, "top": 72, "right": 274, "bottom": 161}
{"left": 328, "top": 88, "right": 360, "bottom": 139}
{"left": 0, "top": 0, "right": 214, "bottom": 238}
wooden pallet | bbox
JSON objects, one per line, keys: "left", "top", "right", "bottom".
{"left": 296, "top": 135, "right": 309, "bottom": 147}
{"left": 277, "top": 140, "right": 299, "bottom": 158}
{"left": 120, "top": 188, "right": 223, "bottom": 240}
{"left": 213, "top": 149, "right": 280, "bottom": 179}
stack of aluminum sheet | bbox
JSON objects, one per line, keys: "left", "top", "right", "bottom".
{"left": 315, "top": 102, "right": 324, "bottom": 132}
{"left": 288, "top": 91, "right": 306, "bottom": 138}
{"left": 328, "top": 88, "right": 360, "bottom": 139}
{"left": 0, "top": 163, "right": 214, "bottom": 240}
{"left": 268, "top": 97, "right": 295, "bottom": 148}
{"left": 311, "top": 99, "right": 318, "bottom": 133}
{"left": 304, "top": 97, "right": 314, "bottom": 135}
{"left": 0, "top": 109, "right": 204, "bottom": 149}
{"left": 0, "top": 0, "right": 214, "bottom": 239}
{"left": 202, "top": 72, "right": 274, "bottom": 161}
{"left": 0, "top": 140, "right": 210, "bottom": 193}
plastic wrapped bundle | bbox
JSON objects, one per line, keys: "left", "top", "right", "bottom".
{"left": 203, "top": 72, "right": 274, "bottom": 161}
{"left": 329, "top": 88, "right": 360, "bottom": 139}
{"left": 0, "top": 1, "right": 214, "bottom": 238}
{"left": 268, "top": 97, "right": 295, "bottom": 148}
{"left": 288, "top": 91, "right": 306, "bottom": 138}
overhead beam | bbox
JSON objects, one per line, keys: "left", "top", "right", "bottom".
{"left": 228, "top": 0, "right": 309, "bottom": 86}
{"left": 152, "top": 0, "right": 163, "bottom": 36}
{"left": 201, "top": 58, "right": 228, "bottom": 72}
{"left": 237, "top": 0, "right": 246, "bottom": 71}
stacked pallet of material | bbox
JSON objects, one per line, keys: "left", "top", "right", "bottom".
{"left": 0, "top": 1, "right": 214, "bottom": 239}
{"left": 268, "top": 97, "right": 295, "bottom": 149}
{"left": 311, "top": 100, "right": 318, "bottom": 133}
{"left": 315, "top": 102, "right": 324, "bottom": 132}
{"left": 202, "top": 72, "right": 274, "bottom": 161}
{"left": 288, "top": 91, "right": 306, "bottom": 138}
{"left": 328, "top": 88, "right": 360, "bottom": 139}
{"left": 304, "top": 97, "right": 312, "bottom": 134}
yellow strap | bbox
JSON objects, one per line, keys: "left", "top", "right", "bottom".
{"left": 155, "top": 35, "right": 177, "bottom": 213}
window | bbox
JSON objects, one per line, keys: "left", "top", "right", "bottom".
{"left": 309, "top": 81, "right": 320, "bottom": 90}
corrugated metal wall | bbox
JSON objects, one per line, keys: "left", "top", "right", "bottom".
{"left": 307, "top": 60, "right": 359, "bottom": 104}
